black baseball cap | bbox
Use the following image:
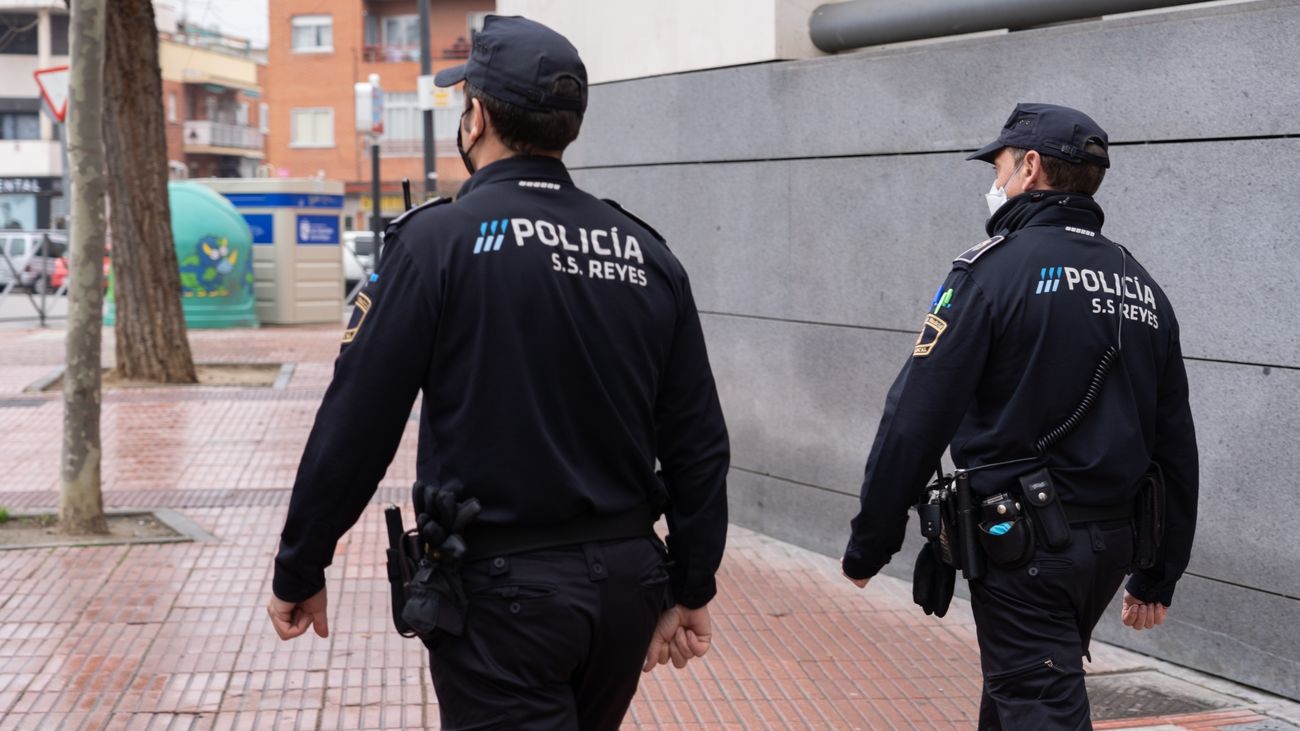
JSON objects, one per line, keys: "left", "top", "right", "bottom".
{"left": 434, "top": 15, "right": 587, "bottom": 114}
{"left": 967, "top": 103, "right": 1110, "bottom": 168}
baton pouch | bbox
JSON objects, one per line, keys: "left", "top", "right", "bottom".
{"left": 912, "top": 543, "right": 956, "bottom": 618}
{"left": 1133, "top": 463, "right": 1166, "bottom": 570}
{"left": 1020, "top": 468, "right": 1071, "bottom": 550}
{"left": 976, "top": 493, "right": 1036, "bottom": 568}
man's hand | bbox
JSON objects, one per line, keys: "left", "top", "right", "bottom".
{"left": 1120, "top": 590, "right": 1168, "bottom": 631}
{"left": 267, "top": 587, "right": 330, "bottom": 641}
{"left": 842, "top": 562, "right": 870, "bottom": 589}
{"left": 643, "top": 604, "right": 712, "bottom": 672}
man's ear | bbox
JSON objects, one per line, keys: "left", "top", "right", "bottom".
{"left": 1022, "top": 150, "right": 1047, "bottom": 191}
{"left": 469, "top": 97, "right": 489, "bottom": 139}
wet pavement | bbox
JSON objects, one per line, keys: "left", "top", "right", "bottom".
{"left": 1, "top": 324, "right": 1297, "bottom": 730}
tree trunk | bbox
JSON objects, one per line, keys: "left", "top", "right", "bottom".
{"left": 103, "top": 0, "right": 197, "bottom": 383}
{"left": 61, "top": 0, "right": 109, "bottom": 535}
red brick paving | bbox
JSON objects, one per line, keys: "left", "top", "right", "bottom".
{"left": 0, "top": 325, "right": 1293, "bottom": 730}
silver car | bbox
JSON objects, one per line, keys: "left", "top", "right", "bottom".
{"left": 1, "top": 231, "right": 67, "bottom": 290}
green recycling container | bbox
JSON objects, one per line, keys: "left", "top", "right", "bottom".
{"left": 106, "top": 181, "right": 259, "bottom": 329}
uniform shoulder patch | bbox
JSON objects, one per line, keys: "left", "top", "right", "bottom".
{"left": 953, "top": 235, "right": 1006, "bottom": 266}
{"left": 602, "top": 199, "right": 666, "bottom": 244}
{"left": 384, "top": 196, "right": 452, "bottom": 238}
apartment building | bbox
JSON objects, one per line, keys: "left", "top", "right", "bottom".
{"left": 0, "top": 2, "right": 268, "bottom": 231}
{"left": 265, "top": 0, "right": 494, "bottom": 230}
{"left": 162, "top": 19, "right": 268, "bottom": 179}
{"left": 0, "top": 0, "right": 69, "bottom": 230}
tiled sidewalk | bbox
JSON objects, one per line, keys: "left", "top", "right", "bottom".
{"left": 1, "top": 326, "right": 1296, "bottom": 730}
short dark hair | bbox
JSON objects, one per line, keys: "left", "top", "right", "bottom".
{"left": 1009, "top": 144, "right": 1107, "bottom": 196}
{"left": 464, "top": 79, "right": 584, "bottom": 155}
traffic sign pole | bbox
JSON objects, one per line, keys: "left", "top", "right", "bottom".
{"left": 34, "top": 65, "right": 72, "bottom": 328}
{"left": 418, "top": 0, "right": 436, "bottom": 199}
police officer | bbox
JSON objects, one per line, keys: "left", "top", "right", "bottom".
{"left": 840, "top": 103, "right": 1199, "bottom": 729}
{"left": 266, "top": 16, "right": 730, "bottom": 730}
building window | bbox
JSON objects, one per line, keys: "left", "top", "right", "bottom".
{"left": 51, "top": 13, "right": 70, "bottom": 56}
{"left": 364, "top": 14, "right": 420, "bottom": 62}
{"left": 237, "top": 102, "right": 249, "bottom": 127}
{"left": 0, "top": 13, "right": 39, "bottom": 55}
{"left": 259, "top": 103, "right": 269, "bottom": 134}
{"left": 379, "top": 90, "right": 461, "bottom": 157}
{"left": 290, "top": 107, "right": 334, "bottom": 148}
{"left": 0, "top": 113, "right": 40, "bottom": 140}
{"left": 167, "top": 92, "right": 177, "bottom": 124}
{"left": 382, "top": 92, "right": 420, "bottom": 143}
{"left": 384, "top": 15, "right": 419, "bottom": 49}
{"left": 291, "top": 15, "right": 333, "bottom": 53}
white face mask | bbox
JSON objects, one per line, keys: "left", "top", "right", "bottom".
{"left": 984, "top": 158, "right": 1025, "bottom": 217}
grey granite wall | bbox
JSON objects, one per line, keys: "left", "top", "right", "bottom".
{"left": 566, "top": 0, "right": 1300, "bottom": 700}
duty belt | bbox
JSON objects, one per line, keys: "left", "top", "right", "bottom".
{"left": 462, "top": 505, "right": 657, "bottom": 561}
{"left": 1063, "top": 501, "right": 1133, "bottom": 525}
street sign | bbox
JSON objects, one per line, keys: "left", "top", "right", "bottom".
{"left": 33, "top": 66, "right": 70, "bottom": 123}
{"left": 417, "top": 74, "right": 435, "bottom": 111}
{"left": 354, "top": 74, "right": 384, "bottom": 138}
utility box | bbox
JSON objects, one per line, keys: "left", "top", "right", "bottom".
{"left": 197, "top": 178, "right": 344, "bottom": 325}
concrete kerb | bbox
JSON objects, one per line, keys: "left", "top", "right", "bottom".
{"left": 0, "top": 507, "right": 218, "bottom": 551}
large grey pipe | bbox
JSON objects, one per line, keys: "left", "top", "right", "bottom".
{"left": 810, "top": 0, "right": 1208, "bottom": 53}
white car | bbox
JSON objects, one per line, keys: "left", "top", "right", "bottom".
{"left": 0, "top": 231, "right": 66, "bottom": 290}
{"left": 342, "top": 231, "right": 377, "bottom": 295}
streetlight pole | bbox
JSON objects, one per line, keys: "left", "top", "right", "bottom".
{"left": 418, "top": 0, "right": 436, "bottom": 200}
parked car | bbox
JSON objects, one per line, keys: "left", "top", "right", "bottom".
{"left": 19, "top": 232, "right": 68, "bottom": 291}
{"left": 0, "top": 231, "right": 66, "bottom": 291}
{"left": 342, "top": 231, "right": 377, "bottom": 294}
{"left": 0, "top": 233, "right": 35, "bottom": 288}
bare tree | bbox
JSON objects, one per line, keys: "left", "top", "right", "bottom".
{"left": 61, "top": 0, "right": 109, "bottom": 535}
{"left": 103, "top": 0, "right": 197, "bottom": 383}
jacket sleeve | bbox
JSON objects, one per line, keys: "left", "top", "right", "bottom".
{"left": 655, "top": 274, "right": 730, "bottom": 609}
{"left": 842, "top": 269, "right": 994, "bottom": 580}
{"left": 1125, "top": 325, "right": 1198, "bottom": 606}
{"left": 273, "top": 238, "right": 437, "bottom": 602}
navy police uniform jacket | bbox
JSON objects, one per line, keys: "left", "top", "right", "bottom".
{"left": 274, "top": 156, "right": 731, "bottom": 609}
{"left": 843, "top": 191, "right": 1198, "bottom": 605}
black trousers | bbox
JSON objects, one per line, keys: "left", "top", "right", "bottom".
{"left": 970, "top": 520, "right": 1134, "bottom": 730}
{"left": 425, "top": 537, "right": 672, "bottom": 731}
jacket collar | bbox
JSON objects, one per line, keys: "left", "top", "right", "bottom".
{"left": 986, "top": 190, "right": 1106, "bottom": 238}
{"left": 456, "top": 155, "right": 574, "bottom": 198}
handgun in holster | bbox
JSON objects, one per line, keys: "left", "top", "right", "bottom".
{"left": 912, "top": 468, "right": 961, "bottom": 617}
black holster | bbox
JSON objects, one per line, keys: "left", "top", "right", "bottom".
{"left": 385, "top": 481, "right": 481, "bottom": 642}
{"left": 1133, "top": 464, "right": 1166, "bottom": 570}
{"left": 401, "top": 559, "right": 468, "bottom": 639}
{"left": 1020, "top": 467, "right": 1071, "bottom": 550}
{"left": 912, "top": 469, "right": 959, "bottom": 616}
{"left": 953, "top": 471, "right": 985, "bottom": 580}
{"left": 384, "top": 505, "right": 417, "bottom": 637}
{"left": 912, "top": 542, "right": 956, "bottom": 618}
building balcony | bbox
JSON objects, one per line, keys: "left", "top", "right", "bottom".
{"left": 363, "top": 44, "right": 419, "bottom": 63}
{"left": 361, "top": 40, "right": 471, "bottom": 64}
{"left": 0, "top": 140, "right": 63, "bottom": 177}
{"left": 378, "top": 137, "right": 458, "bottom": 159}
{"left": 183, "top": 120, "right": 263, "bottom": 157}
